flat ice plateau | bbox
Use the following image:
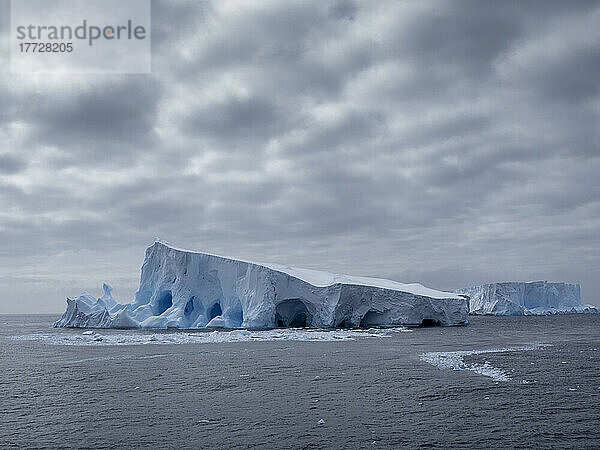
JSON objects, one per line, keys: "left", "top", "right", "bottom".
{"left": 456, "top": 281, "right": 599, "bottom": 316}
{"left": 54, "top": 240, "right": 468, "bottom": 330}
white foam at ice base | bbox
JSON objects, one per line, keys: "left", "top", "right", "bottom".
{"left": 12, "top": 327, "right": 409, "bottom": 346}
{"left": 420, "top": 345, "right": 549, "bottom": 382}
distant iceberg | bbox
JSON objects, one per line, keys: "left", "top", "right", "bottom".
{"left": 456, "top": 281, "right": 599, "bottom": 316}
{"left": 54, "top": 240, "right": 469, "bottom": 329}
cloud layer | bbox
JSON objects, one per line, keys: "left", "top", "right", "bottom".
{"left": 1, "top": 0, "right": 599, "bottom": 312}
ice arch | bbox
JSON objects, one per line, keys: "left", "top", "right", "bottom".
{"left": 275, "top": 299, "right": 312, "bottom": 328}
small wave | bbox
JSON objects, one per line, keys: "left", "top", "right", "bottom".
{"left": 54, "top": 354, "right": 173, "bottom": 365}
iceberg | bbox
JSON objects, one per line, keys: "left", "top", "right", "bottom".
{"left": 456, "top": 281, "right": 599, "bottom": 316}
{"left": 54, "top": 240, "right": 469, "bottom": 329}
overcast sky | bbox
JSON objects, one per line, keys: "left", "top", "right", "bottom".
{"left": 1, "top": 0, "right": 599, "bottom": 313}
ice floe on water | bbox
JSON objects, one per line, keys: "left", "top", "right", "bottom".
{"left": 12, "top": 326, "right": 408, "bottom": 346}
{"left": 420, "top": 345, "right": 549, "bottom": 382}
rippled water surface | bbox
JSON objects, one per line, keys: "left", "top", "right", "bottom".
{"left": 1, "top": 314, "right": 599, "bottom": 449}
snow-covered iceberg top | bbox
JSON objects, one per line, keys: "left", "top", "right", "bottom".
{"left": 456, "top": 281, "right": 598, "bottom": 316}
{"left": 55, "top": 240, "right": 468, "bottom": 329}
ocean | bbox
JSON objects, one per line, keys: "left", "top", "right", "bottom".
{"left": 1, "top": 314, "right": 599, "bottom": 449}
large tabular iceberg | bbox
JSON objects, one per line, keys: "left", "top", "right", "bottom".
{"left": 55, "top": 241, "right": 468, "bottom": 329}
{"left": 456, "top": 281, "right": 599, "bottom": 316}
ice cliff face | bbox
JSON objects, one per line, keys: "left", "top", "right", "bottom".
{"left": 456, "top": 281, "right": 598, "bottom": 316}
{"left": 55, "top": 241, "right": 469, "bottom": 329}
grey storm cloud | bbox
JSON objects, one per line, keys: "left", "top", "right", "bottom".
{"left": 0, "top": 154, "right": 27, "bottom": 174}
{"left": 15, "top": 78, "right": 162, "bottom": 165}
{"left": 184, "top": 95, "right": 285, "bottom": 143}
{"left": 0, "top": 0, "right": 599, "bottom": 313}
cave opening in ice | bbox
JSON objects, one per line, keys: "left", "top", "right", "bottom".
{"left": 420, "top": 318, "right": 441, "bottom": 327}
{"left": 275, "top": 299, "right": 312, "bottom": 327}
{"left": 336, "top": 319, "right": 350, "bottom": 328}
{"left": 155, "top": 291, "right": 173, "bottom": 316}
{"left": 183, "top": 296, "right": 203, "bottom": 326}
{"left": 208, "top": 302, "right": 222, "bottom": 321}
{"left": 228, "top": 302, "right": 244, "bottom": 327}
{"left": 360, "top": 310, "right": 385, "bottom": 328}
{"left": 184, "top": 297, "right": 194, "bottom": 318}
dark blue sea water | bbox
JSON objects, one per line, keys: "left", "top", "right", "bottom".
{"left": 1, "top": 314, "right": 599, "bottom": 449}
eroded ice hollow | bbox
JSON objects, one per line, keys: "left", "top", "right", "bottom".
{"left": 54, "top": 241, "right": 469, "bottom": 329}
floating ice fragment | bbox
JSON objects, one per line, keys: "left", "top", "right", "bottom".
{"left": 420, "top": 345, "right": 548, "bottom": 382}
